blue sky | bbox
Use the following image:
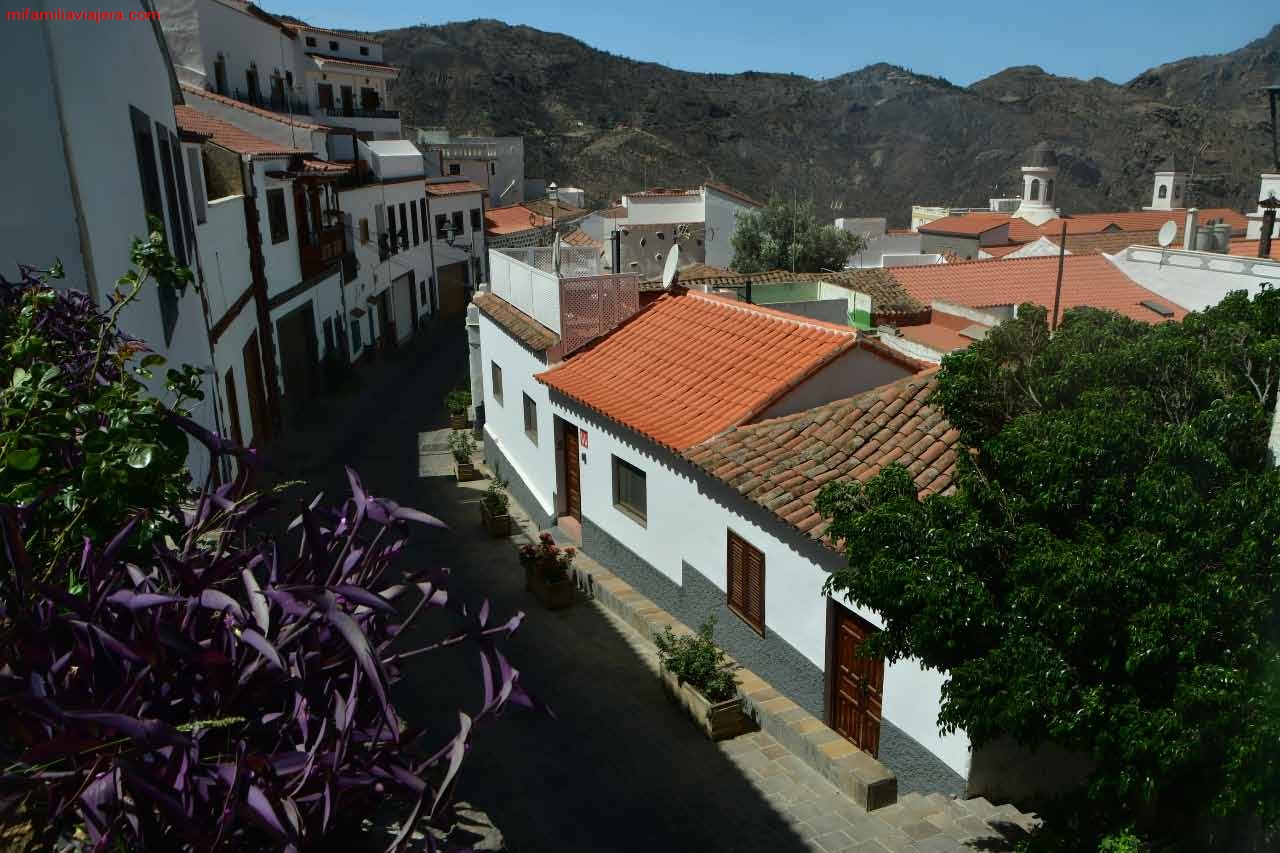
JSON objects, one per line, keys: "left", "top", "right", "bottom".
{"left": 266, "top": 1, "right": 1275, "bottom": 86}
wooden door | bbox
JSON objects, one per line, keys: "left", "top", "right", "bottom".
{"left": 276, "top": 303, "right": 319, "bottom": 416}
{"left": 830, "top": 606, "right": 885, "bottom": 757}
{"left": 242, "top": 332, "right": 269, "bottom": 447}
{"left": 436, "top": 262, "right": 468, "bottom": 320}
{"left": 562, "top": 425, "right": 581, "bottom": 521}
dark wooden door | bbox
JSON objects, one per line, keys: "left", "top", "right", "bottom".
{"left": 830, "top": 606, "right": 884, "bottom": 757}
{"left": 562, "top": 425, "right": 581, "bottom": 521}
{"left": 276, "top": 303, "right": 319, "bottom": 416}
{"left": 436, "top": 262, "right": 468, "bottom": 320}
{"left": 242, "top": 332, "right": 269, "bottom": 447}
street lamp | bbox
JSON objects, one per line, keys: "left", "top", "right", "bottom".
{"left": 443, "top": 216, "right": 459, "bottom": 248}
{"left": 548, "top": 182, "right": 558, "bottom": 235}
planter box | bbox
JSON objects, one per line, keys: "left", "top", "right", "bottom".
{"left": 455, "top": 460, "right": 480, "bottom": 482}
{"left": 450, "top": 413, "right": 468, "bottom": 429}
{"left": 481, "top": 502, "right": 512, "bottom": 537}
{"left": 660, "top": 668, "right": 752, "bottom": 741}
{"left": 528, "top": 566, "right": 575, "bottom": 610}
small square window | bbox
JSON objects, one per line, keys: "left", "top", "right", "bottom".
{"left": 329, "top": 40, "right": 339, "bottom": 51}
{"left": 448, "top": 163, "right": 461, "bottom": 176}
{"left": 491, "top": 362, "right": 503, "bottom": 405}
{"left": 359, "top": 217, "right": 369, "bottom": 244}
{"left": 305, "top": 36, "right": 316, "bottom": 47}
{"left": 470, "top": 208, "right": 482, "bottom": 230}
{"left": 522, "top": 394, "right": 537, "bottom": 444}
{"left": 360, "top": 46, "right": 369, "bottom": 56}
{"left": 612, "top": 456, "right": 647, "bottom": 524}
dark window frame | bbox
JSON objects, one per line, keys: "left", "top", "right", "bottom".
{"left": 491, "top": 361, "right": 503, "bottom": 405}
{"left": 611, "top": 456, "right": 647, "bottom": 525}
{"left": 435, "top": 213, "right": 448, "bottom": 239}
{"left": 305, "top": 36, "right": 316, "bottom": 47}
{"left": 470, "top": 207, "right": 482, "bottom": 230}
{"left": 266, "top": 188, "right": 289, "bottom": 244}
{"left": 329, "top": 40, "right": 339, "bottom": 51}
{"left": 387, "top": 204, "right": 397, "bottom": 254}
{"left": 448, "top": 163, "right": 461, "bottom": 176}
{"left": 727, "top": 530, "right": 765, "bottom": 636}
{"left": 360, "top": 45, "right": 370, "bottom": 56}
{"left": 410, "top": 200, "right": 420, "bottom": 246}
{"left": 451, "top": 210, "right": 465, "bottom": 238}
{"left": 522, "top": 393, "right": 537, "bottom": 444}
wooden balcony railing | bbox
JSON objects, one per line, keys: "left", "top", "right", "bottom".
{"left": 300, "top": 226, "right": 346, "bottom": 279}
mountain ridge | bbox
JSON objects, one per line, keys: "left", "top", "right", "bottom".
{"left": 373, "top": 19, "right": 1280, "bottom": 223}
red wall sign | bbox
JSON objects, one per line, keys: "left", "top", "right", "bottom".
{"left": 579, "top": 429, "right": 588, "bottom": 448}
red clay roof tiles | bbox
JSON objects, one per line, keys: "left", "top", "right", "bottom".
{"left": 536, "top": 291, "right": 860, "bottom": 451}
{"left": 473, "top": 293, "right": 560, "bottom": 352}
{"left": 179, "top": 83, "right": 327, "bottom": 132}
{"left": 888, "top": 255, "right": 1188, "bottom": 323}
{"left": 425, "top": 178, "right": 486, "bottom": 196}
{"left": 174, "top": 105, "right": 311, "bottom": 158}
{"left": 684, "top": 373, "right": 958, "bottom": 543}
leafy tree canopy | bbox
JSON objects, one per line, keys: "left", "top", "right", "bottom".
{"left": 729, "top": 196, "right": 865, "bottom": 274}
{"left": 817, "top": 294, "right": 1280, "bottom": 846}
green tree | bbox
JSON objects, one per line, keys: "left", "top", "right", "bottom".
{"left": 729, "top": 196, "right": 864, "bottom": 273}
{"left": 816, "top": 295, "right": 1280, "bottom": 848}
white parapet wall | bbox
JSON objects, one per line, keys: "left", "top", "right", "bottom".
{"left": 488, "top": 249, "right": 563, "bottom": 334}
{"left": 1107, "top": 246, "right": 1280, "bottom": 312}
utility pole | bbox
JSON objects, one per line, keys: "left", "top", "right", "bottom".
{"left": 1051, "top": 222, "right": 1067, "bottom": 331}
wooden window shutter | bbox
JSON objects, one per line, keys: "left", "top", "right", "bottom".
{"left": 727, "top": 531, "right": 764, "bottom": 635}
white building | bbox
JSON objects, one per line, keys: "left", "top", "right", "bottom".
{"left": 1011, "top": 141, "right": 1059, "bottom": 226}
{"left": 1245, "top": 173, "right": 1280, "bottom": 241}
{"left": 157, "top": 0, "right": 402, "bottom": 141}
{"left": 474, "top": 251, "right": 982, "bottom": 796}
{"left": 420, "top": 130, "right": 526, "bottom": 207}
{"left": 837, "top": 217, "right": 931, "bottom": 268}
{"left": 3, "top": 0, "right": 221, "bottom": 481}
{"left": 1144, "top": 156, "right": 1189, "bottom": 211}
{"left": 613, "top": 182, "right": 763, "bottom": 273}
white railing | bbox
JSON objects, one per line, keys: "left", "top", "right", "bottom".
{"left": 496, "top": 246, "right": 601, "bottom": 278}
{"left": 1120, "top": 245, "right": 1280, "bottom": 276}
{"left": 488, "top": 249, "right": 563, "bottom": 333}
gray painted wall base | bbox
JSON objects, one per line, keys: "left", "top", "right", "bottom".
{"left": 483, "top": 434, "right": 557, "bottom": 530}
{"left": 581, "top": 515, "right": 963, "bottom": 797}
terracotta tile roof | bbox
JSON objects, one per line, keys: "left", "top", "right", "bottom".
{"left": 521, "top": 199, "right": 587, "bottom": 220}
{"left": 704, "top": 180, "right": 764, "bottom": 208}
{"left": 649, "top": 267, "right": 925, "bottom": 318}
{"left": 1039, "top": 208, "right": 1247, "bottom": 237}
{"left": 174, "top": 105, "right": 311, "bottom": 158}
{"left": 305, "top": 53, "right": 399, "bottom": 75}
{"left": 1043, "top": 229, "right": 1163, "bottom": 255}
{"left": 629, "top": 187, "right": 701, "bottom": 199}
{"left": 536, "top": 291, "right": 860, "bottom": 451}
{"left": 896, "top": 310, "right": 991, "bottom": 354}
{"left": 979, "top": 243, "right": 1024, "bottom": 258}
{"left": 888, "top": 255, "right": 1188, "bottom": 323}
{"left": 822, "top": 269, "right": 927, "bottom": 317}
{"left": 425, "top": 178, "right": 486, "bottom": 196}
{"left": 562, "top": 228, "right": 603, "bottom": 249}
{"left": 301, "top": 158, "right": 351, "bottom": 173}
{"left": 179, "top": 83, "right": 328, "bottom": 132}
{"left": 1228, "top": 239, "right": 1280, "bottom": 261}
{"left": 684, "top": 372, "right": 959, "bottom": 542}
{"left": 485, "top": 204, "right": 548, "bottom": 235}
{"left": 473, "top": 292, "right": 560, "bottom": 352}
{"left": 918, "top": 214, "right": 1013, "bottom": 237}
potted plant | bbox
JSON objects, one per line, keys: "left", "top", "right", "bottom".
{"left": 450, "top": 430, "right": 479, "bottom": 481}
{"left": 518, "top": 532, "right": 576, "bottom": 609}
{"left": 446, "top": 389, "right": 472, "bottom": 429}
{"left": 654, "top": 618, "right": 751, "bottom": 740}
{"left": 480, "top": 479, "right": 512, "bottom": 537}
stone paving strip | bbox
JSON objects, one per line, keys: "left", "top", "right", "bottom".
{"left": 483, "top": 457, "right": 1042, "bottom": 852}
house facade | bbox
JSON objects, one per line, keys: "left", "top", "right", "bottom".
{"left": 474, "top": 253, "right": 976, "bottom": 795}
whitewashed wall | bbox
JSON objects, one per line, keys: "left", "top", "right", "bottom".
{"left": 624, "top": 195, "right": 704, "bottom": 226}
{"left": 704, "top": 188, "right": 753, "bottom": 269}
{"left": 1107, "top": 247, "right": 1280, "bottom": 311}
{"left": 478, "top": 314, "right": 557, "bottom": 519}
{"left": 193, "top": 0, "right": 298, "bottom": 97}
{"left": 488, "top": 251, "right": 562, "bottom": 332}
{"left": 544, "top": 394, "right": 972, "bottom": 778}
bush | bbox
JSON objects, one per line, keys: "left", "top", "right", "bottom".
{"left": 449, "top": 430, "right": 476, "bottom": 463}
{"left": 0, "top": 240, "right": 543, "bottom": 850}
{"left": 653, "top": 618, "right": 738, "bottom": 703}
{"left": 482, "top": 479, "right": 509, "bottom": 515}
{"left": 518, "top": 532, "right": 574, "bottom": 583}
{"left": 445, "top": 389, "right": 471, "bottom": 416}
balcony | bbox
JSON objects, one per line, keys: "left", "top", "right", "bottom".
{"left": 300, "top": 226, "right": 346, "bottom": 280}
{"left": 324, "top": 106, "right": 400, "bottom": 120}
{"left": 230, "top": 88, "right": 311, "bottom": 116}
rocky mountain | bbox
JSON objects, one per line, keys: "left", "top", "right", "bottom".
{"left": 375, "top": 20, "right": 1280, "bottom": 224}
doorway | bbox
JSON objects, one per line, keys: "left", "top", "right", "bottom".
{"left": 275, "top": 302, "right": 319, "bottom": 417}
{"left": 829, "top": 604, "right": 884, "bottom": 757}
{"left": 242, "top": 331, "right": 270, "bottom": 447}
{"left": 561, "top": 421, "right": 581, "bottom": 521}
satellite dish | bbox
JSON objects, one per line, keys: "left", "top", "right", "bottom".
{"left": 661, "top": 244, "right": 681, "bottom": 289}
{"left": 1157, "top": 220, "right": 1177, "bottom": 248}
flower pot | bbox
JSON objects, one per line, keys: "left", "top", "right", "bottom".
{"left": 530, "top": 566, "right": 575, "bottom": 610}
{"left": 481, "top": 502, "right": 512, "bottom": 537}
{"left": 450, "top": 412, "right": 468, "bottom": 429}
{"left": 455, "top": 460, "right": 480, "bottom": 482}
{"left": 659, "top": 667, "right": 752, "bottom": 741}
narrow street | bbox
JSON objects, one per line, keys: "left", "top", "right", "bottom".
{"left": 263, "top": 326, "right": 816, "bottom": 852}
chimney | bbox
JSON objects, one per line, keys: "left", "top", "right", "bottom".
{"left": 744, "top": 277, "right": 753, "bottom": 305}
{"left": 1183, "top": 208, "right": 1199, "bottom": 251}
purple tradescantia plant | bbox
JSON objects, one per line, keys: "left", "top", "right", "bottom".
{"left": 0, "top": 465, "right": 542, "bottom": 850}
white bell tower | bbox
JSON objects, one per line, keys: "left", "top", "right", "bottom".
{"left": 1145, "top": 156, "right": 1188, "bottom": 211}
{"left": 1013, "top": 141, "right": 1059, "bottom": 226}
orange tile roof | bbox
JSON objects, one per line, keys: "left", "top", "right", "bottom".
{"left": 536, "top": 291, "right": 860, "bottom": 451}
{"left": 1041, "top": 229, "right": 1163, "bottom": 255}
{"left": 174, "top": 105, "right": 310, "bottom": 158}
{"left": 888, "top": 255, "right": 1188, "bottom": 323}
{"left": 305, "top": 52, "right": 400, "bottom": 75}
{"left": 425, "top": 178, "right": 486, "bottom": 196}
{"left": 1228, "top": 239, "right": 1280, "bottom": 261}
{"left": 1039, "top": 208, "right": 1247, "bottom": 236}
{"left": 473, "top": 293, "right": 559, "bottom": 352}
{"left": 704, "top": 180, "right": 764, "bottom": 208}
{"left": 179, "top": 82, "right": 328, "bottom": 132}
{"left": 918, "top": 214, "right": 1013, "bottom": 237}
{"left": 979, "top": 243, "right": 1024, "bottom": 258}
{"left": 485, "top": 204, "right": 548, "bottom": 235}
{"left": 684, "top": 373, "right": 959, "bottom": 542}
{"left": 561, "top": 228, "right": 603, "bottom": 249}
{"left": 897, "top": 310, "right": 991, "bottom": 354}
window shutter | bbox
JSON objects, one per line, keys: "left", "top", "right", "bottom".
{"left": 727, "top": 531, "right": 764, "bottom": 634}
{"left": 745, "top": 546, "right": 765, "bottom": 632}
{"left": 727, "top": 532, "right": 746, "bottom": 613}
